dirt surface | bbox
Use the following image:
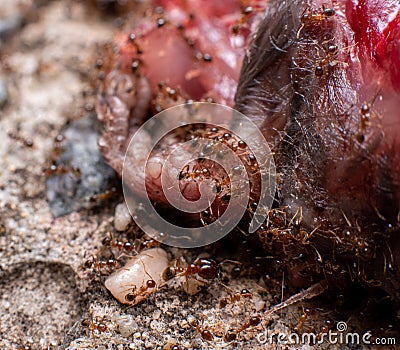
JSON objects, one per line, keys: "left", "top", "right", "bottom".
{"left": 0, "top": 1, "right": 396, "bottom": 349}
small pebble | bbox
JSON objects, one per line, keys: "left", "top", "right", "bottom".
{"left": 116, "top": 314, "right": 138, "bottom": 338}
{"left": 145, "top": 340, "right": 155, "bottom": 348}
{"left": 141, "top": 331, "right": 150, "bottom": 340}
{"left": 0, "top": 79, "right": 8, "bottom": 108}
{"left": 0, "top": 14, "right": 23, "bottom": 40}
{"left": 150, "top": 320, "right": 158, "bottom": 330}
{"left": 179, "top": 319, "right": 189, "bottom": 329}
{"left": 152, "top": 310, "right": 162, "bottom": 319}
{"left": 114, "top": 202, "right": 132, "bottom": 231}
{"left": 254, "top": 296, "right": 266, "bottom": 311}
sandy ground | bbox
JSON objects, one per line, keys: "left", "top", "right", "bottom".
{"left": 0, "top": 1, "right": 397, "bottom": 350}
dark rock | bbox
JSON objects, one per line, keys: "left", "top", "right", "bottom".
{"left": 46, "top": 114, "right": 117, "bottom": 217}
{"left": 0, "top": 79, "right": 8, "bottom": 108}
{"left": 0, "top": 14, "right": 23, "bottom": 40}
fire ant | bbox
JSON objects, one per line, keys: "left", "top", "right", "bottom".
{"left": 178, "top": 164, "right": 211, "bottom": 181}
{"left": 82, "top": 255, "right": 120, "bottom": 275}
{"left": 87, "top": 187, "right": 118, "bottom": 205}
{"left": 240, "top": 0, "right": 266, "bottom": 16}
{"left": 291, "top": 306, "right": 333, "bottom": 337}
{"left": 154, "top": 82, "right": 185, "bottom": 112}
{"left": 317, "top": 319, "right": 335, "bottom": 341}
{"left": 137, "top": 237, "right": 161, "bottom": 250}
{"left": 127, "top": 32, "right": 143, "bottom": 55}
{"left": 124, "top": 278, "right": 157, "bottom": 304}
{"left": 297, "top": 5, "right": 335, "bottom": 38}
{"left": 163, "top": 257, "right": 220, "bottom": 281}
{"left": 101, "top": 232, "right": 136, "bottom": 257}
{"left": 44, "top": 133, "right": 83, "bottom": 177}
{"left": 293, "top": 307, "right": 312, "bottom": 332}
{"left": 312, "top": 38, "right": 357, "bottom": 80}
{"left": 353, "top": 236, "right": 375, "bottom": 260}
{"left": 7, "top": 131, "right": 34, "bottom": 148}
{"left": 355, "top": 93, "right": 381, "bottom": 143}
{"left": 314, "top": 42, "right": 339, "bottom": 78}
{"left": 189, "top": 316, "right": 215, "bottom": 342}
{"left": 285, "top": 207, "right": 323, "bottom": 264}
{"left": 81, "top": 313, "right": 109, "bottom": 336}
{"left": 206, "top": 126, "right": 249, "bottom": 154}
{"left": 219, "top": 288, "right": 253, "bottom": 308}
{"left": 223, "top": 314, "right": 262, "bottom": 342}
{"left": 162, "top": 257, "right": 220, "bottom": 295}
{"left": 44, "top": 164, "right": 81, "bottom": 178}
{"left": 231, "top": 0, "right": 264, "bottom": 35}
{"left": 301, "top": 6, "right": 335, "bottom": 23}
{"left": 44, "top": 133, "right": 65, "bottom": 160}
{"left": 358, "top": 102, "right": 372, "bottom": 140}
{"left": 200, "top": 206, "right": 220, "bottom": 226}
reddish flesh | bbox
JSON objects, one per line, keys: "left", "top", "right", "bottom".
{"left": 346, "top": 0, "right": 400, "bottom": 91}
{"left": 235, "top": 0, "right": 400, "bottom": 294}
{"left": 113, "top": 0, "right": 249, "bottom": 105}
{"left": 97, "top": 0, "right": 400, "bottom": 297}
{"left": 97, "top": 0, "right": 260, "bottom": 210}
